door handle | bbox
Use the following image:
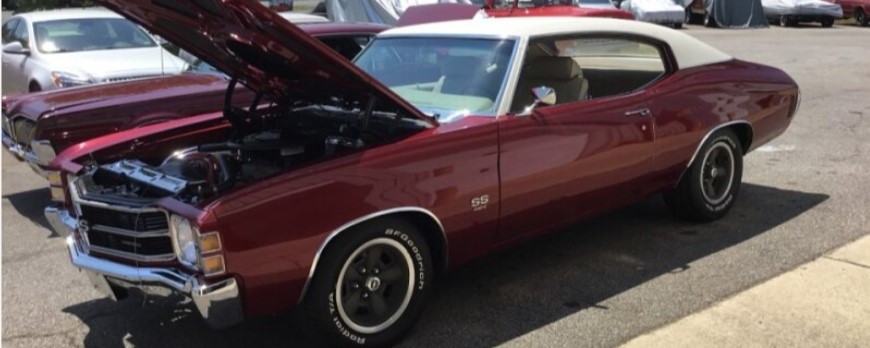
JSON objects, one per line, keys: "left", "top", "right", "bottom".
{"left": 624, "top": 108, "right": 652, "bottom": 117}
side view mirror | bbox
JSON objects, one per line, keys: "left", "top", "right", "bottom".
{"left": 532, "top": 86, "right": 556, "bottom": 106}
{"left": 3, "top": 41, "right": 30, "bottom": 55}
{"left": 521, "top": 86, "right": 556, "bottom": 115}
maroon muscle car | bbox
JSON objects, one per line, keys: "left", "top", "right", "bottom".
{"left": 827, "top": 0, "right": 870, "bottom": 25}
{"left": 483, "top": 0, "right": 636, "bottom": 19}
{"left": 45, "top": 0, "right": 798, "bottom": 347}
{"left": 1, "top": 22, "right": 388, "bottom": 178}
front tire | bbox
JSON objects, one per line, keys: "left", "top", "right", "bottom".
{"left": 664, "top": 129, "right": 743, "bottom": 222}
{"left": 779, "top": 15, "right": 792, "bottom": 27}
{"left": 302, "top": 217, "right": 433, "bottom": 347}
{"left": 856, "top": 9, "right": 868, "bottom": 26}
{"left": 820, "top": 17, "right": 834, "bottom": 27}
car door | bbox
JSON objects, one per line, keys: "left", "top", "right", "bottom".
{"left": 2, "top": 18, "right": 30, "bottom": 93}
{"left": 496, "top": 35, "right": 671, "bottom": 243}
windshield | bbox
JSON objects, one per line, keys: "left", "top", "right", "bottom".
{"left": 33, "top": 18, "right": 156, "bottom": 54}
{"left": 355, "top": 37, "right": 516, "bottom": 121}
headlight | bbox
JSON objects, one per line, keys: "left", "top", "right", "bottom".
{"left": 171, "top": 215, "right": 199, "bottom": 268}
{"left": 50, "top": 71, "right": 92, "bottom": 88}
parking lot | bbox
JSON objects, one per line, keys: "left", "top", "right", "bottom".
{"left": 3, "top": 22, "right": 870, "bottom": 348}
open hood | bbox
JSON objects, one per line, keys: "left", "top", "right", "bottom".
{"left": 95, "top": 0, "right": 435, "bottom": 126}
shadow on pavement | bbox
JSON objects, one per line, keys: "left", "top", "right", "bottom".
{"left": 63, "top": 183, "right": 827, "bottom": 348}
{"left": 3, "top": 187, "right": 56, "bottom": 237}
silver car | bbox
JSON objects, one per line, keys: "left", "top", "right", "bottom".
{"left": 1, "top": 8, "right": 186, "bottom": 94}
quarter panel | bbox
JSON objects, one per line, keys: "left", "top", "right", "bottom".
{"left": 647, "top": 60, "right": 798, "bottom": 191}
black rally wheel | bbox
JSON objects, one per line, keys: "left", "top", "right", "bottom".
{"left": 664, "top": 129, "right": 743, "bottom": 222}
{"left": 302, "top": 217, "right": 433, "bottom": 347}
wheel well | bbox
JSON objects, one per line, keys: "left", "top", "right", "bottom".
{"left": 729, "top": 123, "right": 753, "bottom": 155}
{"left": 395, "top": 211, "right": 448, "bottom": 277}
{"left": 28, "top": 80, "right": 41, "bottom": 92}
{"left": 298, "top": 209, "right": 448, "bottom": 304}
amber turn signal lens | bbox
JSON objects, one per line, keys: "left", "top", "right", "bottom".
{"left": 202, "top": 255, "right": 226, "bottom": 276}
{"left": 47, "top": 171, "right": 62, "bottom": 186}
{"left": 200, "top": 232, "right": 222, "bottom": 253}
{"left": 50, "top": 187, "right": 65, "bottom": 202}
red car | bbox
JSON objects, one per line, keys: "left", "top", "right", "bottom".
{"left": 483, "top": 0, "right": 635, "bottom": 19}
{"left": 827, "top": 0, "right": 870, "bottom": 25}
{"left": 46, "top": 0, "right": 797, "bottom": 346}
{"left": 1, "top": 22, "right": 388, "bottom": 177}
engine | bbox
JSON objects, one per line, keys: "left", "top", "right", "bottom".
{"left": 77, "top": 105, "right": 425, "bottom": 205}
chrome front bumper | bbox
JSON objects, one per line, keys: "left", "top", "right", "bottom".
{"left": 1, "top": 129, "right": 25, "bottom": 158}
{"left": 46, "top": 206, "right": 244, "bottom": 328}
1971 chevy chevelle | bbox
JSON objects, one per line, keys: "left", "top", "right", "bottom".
{"left": 45, "top": 0, "right": 798, "bottom": 346}
{"left": 1, "top": 22, "right": 388, "bottom": 179}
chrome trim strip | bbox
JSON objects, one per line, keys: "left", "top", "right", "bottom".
{"left": 88, "top": 244, "right": 177, "bottom": 262}
{"left": 91, "top": 224, "right": 169, "bottom": 238}
{"left": 45, "top": 205, "right": 75, "bottom": 238}
{"left": 675, "top": 120, "right": 752, "bottom": 185}
{"left": 296, "top": 207, "right": 447, "bottom": 305}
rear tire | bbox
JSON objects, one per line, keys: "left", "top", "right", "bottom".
{"left": 673, "top": 22, "right": 683, "bottom": 29}
{"left": 664, "top": 129, "right": 743, "bottom": 222}
{"left": 302, "top": 217, "right": 433, "bottom": 347}
{"left": 856, "top": 9, "right": 868, "bottom": 26}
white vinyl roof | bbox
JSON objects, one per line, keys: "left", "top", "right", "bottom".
{"left": 382, "top": 17, "right": 732, "bottom": 69}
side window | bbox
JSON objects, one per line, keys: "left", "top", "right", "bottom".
{"left": 12, "top": 20, "right": 30, "bottom": 48}
{"left": 2, "top": 19, "right": 20, "bottom": 44}
{"left": 511, "top": 36, "right": 667, "bottom": 113}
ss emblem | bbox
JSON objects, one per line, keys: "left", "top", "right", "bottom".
{"left": 471, "top": 195, "right": 490, "bottom": 212}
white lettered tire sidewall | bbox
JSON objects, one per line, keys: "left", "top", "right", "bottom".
{"left": 303, "top": 217, "right": 433, "bottom": 347}
{"left": 690, "top": 130, "right": 743, "bottom": 219}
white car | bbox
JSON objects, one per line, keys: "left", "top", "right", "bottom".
{"left": 621, "top": 0, "right": 686, "bottom": 28}
{"left": 1, "top": 8, "right": 186, "bottom": 94}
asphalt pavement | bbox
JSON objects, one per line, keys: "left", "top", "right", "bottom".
{"left": 2, "top": 24, "right": 870, "bottom": 348}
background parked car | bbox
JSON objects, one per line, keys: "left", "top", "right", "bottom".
{"left": 484, "top": 0, "right": 635, "bottom": 19}
{"left": 827, "top": 0, "right": 869, "bottom": 25}
{"left": 762, "top": 0, "right": 843, "bottom": 27}
{"left": 1, "top": 8, "right": 186, "bottom": 94}
{"left": 1, "top": 22, "right": 389, "bottom": 178}
{"left": 620, "top": 0, "right": 685, "bottom": 28}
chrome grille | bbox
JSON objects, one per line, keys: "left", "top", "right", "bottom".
{"left": 71, "top": 178, "right": 176, "bottom": 262}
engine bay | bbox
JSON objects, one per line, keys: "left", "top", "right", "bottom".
{"left": 78, "top": 88, "right": 428, "bottom": 205}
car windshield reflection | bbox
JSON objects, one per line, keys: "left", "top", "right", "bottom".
{"left": 33, "top": 18, "right": 157, "bottom": 54}
{"left": 355, "top": 37, "right": 516, "bottom": 120}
